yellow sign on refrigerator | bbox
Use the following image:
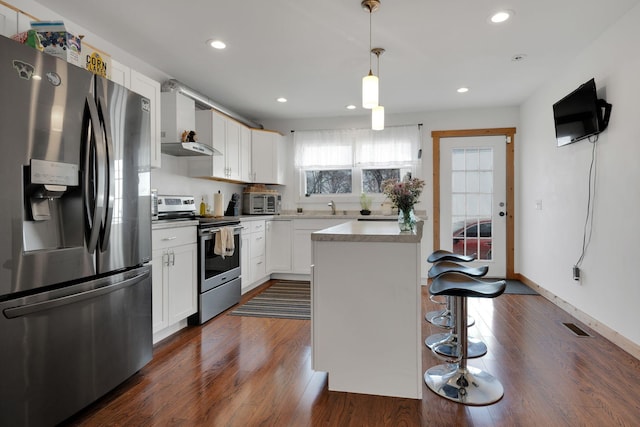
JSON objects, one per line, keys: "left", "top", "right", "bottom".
{"left": 84, "top": 49, "right": 111, "bottom": 78}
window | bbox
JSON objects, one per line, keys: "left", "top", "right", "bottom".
{"left": 305, "top": 170, "right": 352, "bottom": 194}
{"left": 362, "top": 168, "right": 401, "bottom": 193}
{"left": 294, "top": 126, "right": 421, "bottom": 199}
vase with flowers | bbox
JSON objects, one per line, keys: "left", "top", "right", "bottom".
{"left": 382, "top": 176, "right": 425, "bottom": 232}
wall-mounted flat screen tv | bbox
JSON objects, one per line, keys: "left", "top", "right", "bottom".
{"left": 553, "top": 78, "right": 612, "bottom": 147}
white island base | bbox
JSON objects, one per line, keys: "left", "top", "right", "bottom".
{"left": 311, "top": 220, "right": 423, "bottom": 399}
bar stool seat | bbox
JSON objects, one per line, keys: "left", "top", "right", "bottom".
{"left": 426, "top": 261, "right": 488, "bottom": 324}
{"left": 427, "top": 249, "right": 476, "bottom": 264}
{"left": 428, "top": 261, "right": 488, "bottom": 279}
{"left": 425, "top": 256, "right": 482, "bottom": 324}
{"left": 424, "top": 272, "right": 506, "bottom": 406}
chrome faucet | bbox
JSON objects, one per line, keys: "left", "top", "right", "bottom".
{"left": 328, "top": 200, "right": 336, "bottom": 215}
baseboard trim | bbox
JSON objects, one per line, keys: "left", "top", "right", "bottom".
{"left": 517, "top": 273, "right": 640, "bottom": 361}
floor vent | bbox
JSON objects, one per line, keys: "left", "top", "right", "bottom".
{"left": 563, "top": 322, "right": 591, "bottom": 337}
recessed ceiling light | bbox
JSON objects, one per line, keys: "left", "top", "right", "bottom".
{"left": 457, "top": 87, "right": 469, "bottom": 93}
{"left": 346, "top": 104, "right": 357, "bottom": 110}
{"left": 276, "top": 97, "right": 287, "bottom": 103}
{"left": 208, "top": 39, "right": 226, "bottom": 49}
{"left": 490, "top": 10, "right": 513, "bottom": 23}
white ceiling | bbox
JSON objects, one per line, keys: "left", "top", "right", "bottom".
{"left": 39, "top": 0, "right": 639, "bottom": 124}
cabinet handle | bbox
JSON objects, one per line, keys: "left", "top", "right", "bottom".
{"left": 162, "top": 236, "right": 177, "bottom": 241}
{"left": 163, "top": 252, "right": 170, "bottom": 266}
{"left": 169, "top": 251, "right": 175, "bottom": 266}
{"left": 256, "top": 236, "right": 263, "bottom": 240}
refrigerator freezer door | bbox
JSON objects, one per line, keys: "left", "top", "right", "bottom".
{"left": 95, "top": 76, "right": 152, "bottom": 274}
{"left": 0, "top": 35, "right": 96, "bottom": 297}
{"left": 0, "top": 266, "right": 152, "bottom": 426}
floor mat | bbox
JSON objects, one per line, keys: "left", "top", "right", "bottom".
{"left": 230, "top": 281, "right": 310, "bottom": 319}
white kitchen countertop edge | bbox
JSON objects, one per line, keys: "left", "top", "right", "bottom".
{"left": 152, "top": 219, "right": 199, "bottom": 230}
{"left": 311, "top": 220, "right": 424, "bottom": 243}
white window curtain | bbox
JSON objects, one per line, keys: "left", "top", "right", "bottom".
{"left": 294, "top": 129, "right": 354, "bottom": 168}
{"left": 355, "top": 125, "right": 420, "bottom": 167}
{"left": 294, "top": 125, "right": 420, "bottom": 169}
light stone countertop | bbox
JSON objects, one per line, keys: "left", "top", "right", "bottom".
{"left": 151, "top": 219, "right": 199, "bottom": 230}
{"left": 279, "top": 213, "right": 397, "bottom": 220}
{"left": 311, "top": 219, "right": 424, "bottom": 243}
{"left": 278, "top": 209, "right": 427, "bottom": 221}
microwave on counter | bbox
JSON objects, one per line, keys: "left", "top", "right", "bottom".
{"left": 243, "top": 192, "right": 281, "bottom": 215}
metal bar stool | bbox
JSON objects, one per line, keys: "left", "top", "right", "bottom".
{"left": 425, "top": 261, "right": 489, "bottom": 359}
{"left": 424, "top": 272, "right": 506, "bottom": 405}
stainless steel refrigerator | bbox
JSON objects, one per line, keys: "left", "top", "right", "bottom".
{"left": 0, "top": 35, "right": 153, "bottom": 426}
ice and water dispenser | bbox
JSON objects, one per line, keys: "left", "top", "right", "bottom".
{"left": 23, "top": 158, "right": 83, "bottom": 252}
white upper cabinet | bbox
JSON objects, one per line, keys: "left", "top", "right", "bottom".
{"left": 225, "top": 118, "right": 241, "bottom": 181}
{"left": 0, "top": 4, "right": 29, "bottom": 38}
{"left": 110, "top": 59, "right": 161, "bottom": 169}
{"left": 240, "top": 125, "right": 252, "bottom": 182}
{"left": 191, "top": 109, "right": 251, "bottom": 182}
{"left": 109, "top": 59, "right": 130, "bottom": 88}
{"left": 130, "top": 70, "right": 161, "bottom": 169}
{"left": 161, "top": 91, "right": 195, "bottom": 144}
{"left": 251, "top": 129, "right": 285, "bottom": 184}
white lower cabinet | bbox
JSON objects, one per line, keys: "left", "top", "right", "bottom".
{"left": 266, "top": 220, "right": 292, "bottom": 272}
{"left": 292, "top": 229, "right": 314, "bottom": 274}
{"left": 240, "top": 219, "right": 269, "bottom": 292}
{"left": 152, "top": 225, "right": 197, "bottom": 342}
{"left": 292, "top": 219, "right": 347, "bottom": 274}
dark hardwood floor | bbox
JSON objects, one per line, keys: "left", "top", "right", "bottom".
{"left": 64, "top": 280, "right": 640, "bottom": 426}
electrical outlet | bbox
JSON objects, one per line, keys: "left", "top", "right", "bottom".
{"left": 573, "top": 266, "right": 580, "bottom": 281}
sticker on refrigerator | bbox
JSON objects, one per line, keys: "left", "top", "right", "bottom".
{"left": 45, "top": 72, "right": 61, "bottom": 86}
{"left": 12, "top": 60, "right": 35, "bottom": 80}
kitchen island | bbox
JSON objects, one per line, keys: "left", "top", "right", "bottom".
{"left": 311, "top": 220, "right": 424, "bottom": 399}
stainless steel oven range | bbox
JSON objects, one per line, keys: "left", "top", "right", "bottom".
{"left": 188, "top": 217, "right": 242, "bottom": 325}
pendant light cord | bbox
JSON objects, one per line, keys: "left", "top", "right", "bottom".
{"left": 369, "top": 9, "right": 373, "bottom": 73}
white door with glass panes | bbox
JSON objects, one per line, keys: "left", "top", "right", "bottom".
{"left": 440, "top": 136, "right": 507, "bottom": 277}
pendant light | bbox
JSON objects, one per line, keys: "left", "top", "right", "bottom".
{"left": 372, "top": 105, "right": 385, "bottom": 130}
{"left": 361, "top": 0, "right": 380, "bottom": 109}
{"left": 371, "top": 47, "right": 385, "bottom": 130}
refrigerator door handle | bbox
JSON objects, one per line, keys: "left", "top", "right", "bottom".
{"left": 97, "top": 92, "right": 115, "bottom": 252}
{"left": 83, "top": 95, "right": 106, "bottom": 254}
{"left": 3, "top": 270, "right": 150, "bottom": 319}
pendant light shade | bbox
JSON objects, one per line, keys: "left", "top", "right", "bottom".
{"left": 372, "top": 105, "right": 385, "bottom": 130}
{"left": 362, "top": 71, "right": 379, "bottom": 109}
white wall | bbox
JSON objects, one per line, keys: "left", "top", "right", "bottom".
{"left": 152, "top": 155, "right": 244, "bottom": 211}
{"left": 518, "top": 4, "right": 640, "bottom": 347}
{"left": 262, "top": 107, "right": 520, "bottom": 278}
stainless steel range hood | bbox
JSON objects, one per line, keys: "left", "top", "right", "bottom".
{"left": 160, "top": 141, "right": 221, "bottom": 156}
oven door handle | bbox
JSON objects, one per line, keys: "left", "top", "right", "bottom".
{"left": 200, "top": 225, "right": 243, "bottom": 236}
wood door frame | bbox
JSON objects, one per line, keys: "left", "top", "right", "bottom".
{"left": 432, "top": 127, "right": 516, "bottom": 278}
